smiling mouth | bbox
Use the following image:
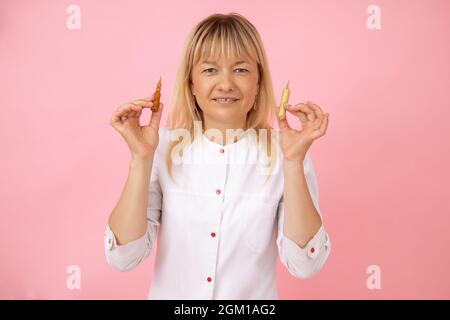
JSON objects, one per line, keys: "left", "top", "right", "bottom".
{"left": 212, "top": 98, "right": 240, "bottom": 104}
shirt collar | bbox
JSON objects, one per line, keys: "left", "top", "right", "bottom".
{"left": 201, "top": 128, "right": 253, "bottom": 151}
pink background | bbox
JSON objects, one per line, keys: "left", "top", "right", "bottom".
{"left": 1, "top": 0, "right": 449, "bottom": 299}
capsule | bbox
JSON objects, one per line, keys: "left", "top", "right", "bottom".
{"left": 151, "top": 76, "right": 162, "bottom": 112}
{"left": 278, "top": 81, "right": 290, "bottom": 120}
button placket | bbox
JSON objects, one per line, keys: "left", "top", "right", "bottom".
{"left": 216, "top": 144, "right": 230, "bottom": 202}
{"left": 206, "top": 145, "right": 227, "bottom": 293}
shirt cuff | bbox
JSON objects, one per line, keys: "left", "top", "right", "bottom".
{"left": 281, "top": 224, "right": 331, "bottom": 262}
{"left": 104, "top": 223, "right": 152, "bottom": 270}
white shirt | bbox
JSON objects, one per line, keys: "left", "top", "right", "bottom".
{"left": 104, "top": 127, "right": 331, "bottom": 299}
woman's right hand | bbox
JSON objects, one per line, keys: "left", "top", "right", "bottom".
{"left": 110, "top": 94, "right": 164, "bottom": 159}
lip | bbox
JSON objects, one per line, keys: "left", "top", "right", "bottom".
{"left": 212, "top": 98, "right": 240, "bottom": 104}
{"left": 213, "top": 97, "right": 240, "bottom": 99}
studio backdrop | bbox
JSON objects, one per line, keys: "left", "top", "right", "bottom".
{"left": 0, "top": 0, "right": 449, "bottom": 299}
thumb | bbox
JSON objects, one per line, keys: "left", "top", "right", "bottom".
{"left": 276, "top": 103, "right": 290, "bottom": 131}
{"left": 148, "top": 102, "right": 164, "bottom": 129}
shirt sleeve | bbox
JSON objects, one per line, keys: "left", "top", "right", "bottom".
{"left": 104, "top": 152, "right": 163, "bottom": 272}
{"left": 276, "top": 151, "right": 332, "bottom": 279}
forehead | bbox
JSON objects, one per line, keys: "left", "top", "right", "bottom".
{"left": 195, "top": 50, "right": 256, "bottom": 66}
{"left": 198, "top": 58, "right": 252, "bottom": 66}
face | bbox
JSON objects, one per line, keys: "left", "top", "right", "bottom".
{"left": 190, "top": 55, "right": 259, "bottom": 128}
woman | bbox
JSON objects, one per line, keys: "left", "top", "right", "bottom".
{"left": 105, "top": 12, "right": 331, "bottom": 300}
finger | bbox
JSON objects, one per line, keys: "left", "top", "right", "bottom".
{"left": 287, "top": 103, "right": 315, "bottom": 121}
{"left": 115, "top": 103, "right": 145, "bottom": 120}
{"left": 276, "top": 104, "right": 291, "bottom": 131}
{"left": 148, "top": 102, "right": 164, "bottom": 129}
{"left": 129, "top": 102, "right": 143, "bottom": 113}
{"left": 134, "top": 109, "right": 143, "bottom": 118}
{"left": 117, "top": 103, "right": 140, "bottom": 115}
{"left": 111, "top": 103, "right": 141, "bottom": 127}
{"left": 113, "top": 109, "right": 133, "bottom": 123}
{"left": 285, "top": 103, "right": 307, "bottom": 122}
{"left": 110, "top": 111, "right": 122, "bottom": 126}
{"left": 307, "top": 101, "right": 324, "bottom": 122}
{"left": 278, "top": 115, "right": 290, "bottom": 131}
{"left": 299, "top": 103, "right": 316, "bottom": 121}
{"left": 128, "top": 111, "right": 137, "bottom": 118}
{"left": 129, "top": 100, "right": 154, "bottom": 109}
{"left": 143, "top": 93, "right": 156, "bottom": 101}
{"left": 319, "top": 113, "right": 329, "bottom": 135}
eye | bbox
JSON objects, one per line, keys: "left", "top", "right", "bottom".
{"left": 235, "top": 68, "right": 249, "bottom": 73}
{"left": 202, "top": 68, "right": 216, "bottom": 73}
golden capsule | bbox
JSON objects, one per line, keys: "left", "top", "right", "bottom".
{"left": 278, "top": 81, "right": 290, "bottom": 120}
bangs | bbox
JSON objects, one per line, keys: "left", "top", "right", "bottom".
{"left": 192, "top": 20, "right": 258, "bottom": 66}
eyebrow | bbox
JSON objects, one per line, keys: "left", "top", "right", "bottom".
{"left": 200, "top": 60, "right": 249, "bottom": 66}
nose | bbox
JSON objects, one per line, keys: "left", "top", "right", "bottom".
{"left": 216, "top": 72, "right": 236, "bottom": 93}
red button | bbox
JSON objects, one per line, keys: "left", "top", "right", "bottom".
{"left": 207, "top": 277, "right": 212, "bottom": 282}
{"left": 310, "top": 247, "right": 315, "bottom": 253}
{"left": 216, "top": 189, "right": 221, "bottom": 195}
{"left": 220, "top": 148, "right": 225, "bottom": 153}
{"left": 211, "top": 232, "right": 216, "bottom": 237}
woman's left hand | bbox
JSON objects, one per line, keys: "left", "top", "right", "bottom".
{"left": 277, "top": 101, "right": 329, "bottom": 162}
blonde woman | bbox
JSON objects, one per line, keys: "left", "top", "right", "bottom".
{"left": 106, "top": 13, "right": 331, "bottom": 300}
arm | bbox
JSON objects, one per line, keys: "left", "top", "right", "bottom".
{"left": 283, "top": 156, "right": 322, "bottom": 248}
{"left": 275, "top": 99, "right": 331, "bottom": 279}
{"left": 108, "top": 155, "right": 154, "bottom": 245}
{"left": 104, "top": 153, "right": 162, "bottom": 272}
{"left": 106, "top": 96, "right": 164, "bottom": 272}
{"left": 276, "top": 153, "right": 331, "bottom": 279}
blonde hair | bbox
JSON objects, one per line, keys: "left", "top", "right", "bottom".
{"left": 165, "top": 12, "right": 279, "bottom": 179}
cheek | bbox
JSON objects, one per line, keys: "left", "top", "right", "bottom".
{"left": 242, "top": 87, "right": 258, "bottom": 102}
{"left": 192, "top": 74, "right": 207, "bottom": 93}
{"left": 242, "top": 78, "right": 259, "bottom": 97}
{"left": 195, "top": 83, "right": 214, "bottom": 100}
